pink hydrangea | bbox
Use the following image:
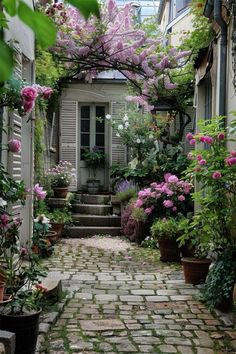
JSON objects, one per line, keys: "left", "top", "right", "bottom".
{"left": 7, "top": 139, "right": 21, "bottom": 153}
{"left": 167, "top": 175, "right": 179, "bottom": 184}
{"left": 163, "top": 200, "right": 174, "bottom": 208}
{"left": 135, "top": 199, "right": 143, "bottom": 208}
{"left": 172, "top": 206, "right": 177, "bottom": 212}
{"left": 144, "top": 207, "right": 153, "bottom": 215}
{"left": 212, "top": 171, "right": 222, "bottom": 179}
{"left": 178, "top": 195, "right": 185, "bottom": 202}
{"left": 34, "top": 183, "right": 47, "bottom": 200}
{"left": 21, "top": 86, "right": 38, "bottom": 102}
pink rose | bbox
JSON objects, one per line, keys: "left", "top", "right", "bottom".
{"left": 42, "top": 87, "right": 53, "bottom": 99}
{"left": 226, "top": 157, "right": 236, "bottom": 166}
{"left": 199, "top": 159, "right": 206, "bottom": 165}
{"left": 196, "top": 154, "right": 202, "bottom": 161}
{"left": 168, "top": 175, "right": 179, "bottom": 184}
{"left": 178, "top": 195, "right": 185, "bottom": 202}
{"left": 7, "top": 139, "right": 21, "bottom": 153}
{"left": 20, "top": 247, "right": 28, "bottom": 256}
{"left": 186, "top": 132, "right": 193, "bottom": 141}
{"left": 172, "top": 206, "right": 177, "bottom": 212}
{"left": 230, "top": 151, "right": 236, "bottom": 157}
{"left": 144, "top": 207, "right": 153, "bottom": 215}
{"left": 163, "top": 200, "right": 174, "bottom": 208}
{"left": 0, "top": 214, "right": 9, "bottom": 227}
{"left": 23, "top": 100, "right": 35, "bottom": 113}
{"left": 218, "top": 133, "right": 225, "bottom": 140}
{"left": 34, "top": 183, "right": 47, "bottom": 200}
{"left": 212, "top": 171, "right": 222, "bottom": 179}
{"left": 204, "top": 136, "right": 213, "bottom": 144}
{"left": 189, "top": 139, "right": 196, "bottom": 145}
{"left": 21, "top": 86, "right": 38, "bottom": 102}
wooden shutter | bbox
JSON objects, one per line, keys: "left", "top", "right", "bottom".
{"left": 110, "top": 101, "right": 127, "bottom": 165}
{"left": 60, "top": 100, "right": 78, "bottom": 191}
{"left": 8, "top": 51, "right": 23, "bottom": 215}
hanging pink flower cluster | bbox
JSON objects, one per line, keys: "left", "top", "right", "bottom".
{"left": 21, "top": 84, "right": 53, "bottom": 113}
{"left": 43, "top": 0, "right": 191, "bottom": 110}
{"left": 34, "top": 184, "right": 47, "bottom": 200}
{"left": 134, "top": 174, "right": 192, "bottom": 217}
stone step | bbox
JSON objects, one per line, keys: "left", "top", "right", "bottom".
{"left": 72, "top": 204, "right": 112, "bottom": 215}
{"left": 74, "top": 194, "right": 111, "bottom": 205}
{"left": 73, "top": 214, "right": 121, "bottom": 227}
{"left": 66, "top": 226, "right": 121, "bottom": 238}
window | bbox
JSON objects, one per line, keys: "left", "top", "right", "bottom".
{"left": 80, "top": 105, "right": 90, "bottom": 160}
{"left": 169, "top": 0, "right": 191, "bottom": 21}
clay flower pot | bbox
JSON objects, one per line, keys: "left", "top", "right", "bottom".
{"left": 158, "top": 238, "right": 181, "bottom": 262}
{"left": 53, "top": 187, "right": 68, "bottom": 198}
{"left": 0, "top": 282, "right": 5, "bottom": 302}
{"left": 50, "top": 222, "right": 64, "bottom": 238}
{"left": 45, "top": 231, "right": 58, "bottom": 246}
{"left": 181, "top": 257, "right": 211, "bottom": 285}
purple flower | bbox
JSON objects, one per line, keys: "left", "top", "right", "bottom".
{"left": 167, "top": 175, "right": 179, "bottom": 184}
{"left": 189, "top": 139, "right": 196, "bottom": 145}
{"left": 212, "top": 171, "right": 222, "bottom": 179}
{"left": 199, "top": 159, "right": 206, "bottom": 165}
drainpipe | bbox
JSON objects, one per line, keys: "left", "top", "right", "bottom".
{"left": 214, "top": 0, "right": 227, "bottom": 119}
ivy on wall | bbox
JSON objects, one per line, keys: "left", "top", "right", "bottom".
{"left": 34, "top": 109, "right": 46, "bottom": 184}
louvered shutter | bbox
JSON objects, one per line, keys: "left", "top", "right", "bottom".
{"left": 8, "top": 51, "right": 23, "bottom": 216}
{"left": 110, "top": 101, "right": 127, "bottom": 165}
{"left": 60, "top": 100, "right": 78, "bottom": 191}
{"left": 184, "top": 108, "right": 195, "bottom": 153}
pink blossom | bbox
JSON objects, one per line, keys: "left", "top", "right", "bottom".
{"left": 172, "top": 206, "right": 177, "bottom": 212}
{"left": 168, "top": 175, "right": 179, "bottom": 184}
{"left": 178, "top": 195, "right": 185, "bottom": 202}
{"left": 230, "top": 151, "right": 236, "bottom": 157}
{"left": 7, "top": 139, "right": 21, "bottom": 153}
{"left": 144, "top": 207, "right": 153, "bottom": 215}
{"left": 212, "top": 171, "right": 222, "bottom": 179}
{"left": 196, "top": 154, "right": 202, "bottom": 161}
{"left": 23, "top": 100, "right": 35, "bottom": 113}
{"left": 189, "top": 139, "right": 196, "bottom": 145}
{"left": 164, "top": 173, "right": 172, "bottom": 182}
{"left": 164, "top": 82, "right": 177, "bottom": 90}
{"left": 218, "top": 133, "right": 225, "bottom": 140}
{"left": 42, "top": 87, "right": 53, "bottom": 99}
{"left": 135, "top": 199, "right": 143, "bottom": 208}
{"left": 34, "top": 183, "right": 47, "bottom": 200}
{"left": 0, "top": 214, "right": 9, "bottom": 227}
{"left": 186, "top": 132, "right": 193, "bottom": 141}
{"left": 199, "top": 159, "right": 206, "bottom": 165}
{"left": 204, "top": 136, "right": 213, "bottom": 144}
{"left": 163, "top": 200, "right": 174, "bottom": 208}
{"left": 226, "top": 157, "right": 236, "bottom": 166}
{"left": 20, "top": 247, "right": 28, "bottom": 256}
{"left": 199, "top": 136, "right": 206, "bottom": 143}
{"left": 21, "top": 86, "right": 38, "bottom": 102}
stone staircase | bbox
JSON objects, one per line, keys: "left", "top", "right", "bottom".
{"left": 67, "top": 194, "right": 121, "bottom": 237}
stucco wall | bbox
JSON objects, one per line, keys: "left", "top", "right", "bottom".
{"left": 170, "top": 13, "right": 194, "bottom": 47}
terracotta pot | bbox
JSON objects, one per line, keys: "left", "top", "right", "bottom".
{"left": 53, "top": 187, "right": 68, "bottom": 198}
{"left": 180, "top": 243, "right": 195, "bottom": 258}
{"left": 31, "top": 244, "right": 40, "bottom": 254}
{"left": 50, "top": 222, "right": 64, "bottom": 238}
{"left": 158, "top": 238, "right": 181, "bottom": 262}
{"left": 45, "top": 231, "right": 58, "bottom": 246}
{"left": 0, "top": 269, "right": 6, "bottom": 283}
{"left": 0, "top": 282, "right": 5, "bottom": 302}
{"left": 181, "top": 257, "right": 211, "bottom": 285}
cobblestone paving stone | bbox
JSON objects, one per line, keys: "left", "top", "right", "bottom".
{"left": 39, "top": 237, "right": 236, "bottom": 354}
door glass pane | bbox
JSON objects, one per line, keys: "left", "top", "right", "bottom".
{"left": 81, "top": 134, "right": 90, "bottom": 146}
{"left": 96, "top": 106, "right": 105, "bottom": 119}
{"left": 96, "top": 134, "right": 104, "bottom": 147}
{"left": 81, "top": 106, "right": 90, "bottom": 118}
{"left": 96, "top": 120, "right": 104, "bottom": 133}
{"left": 81, "top": 120, "right": 90, "bottom": 132}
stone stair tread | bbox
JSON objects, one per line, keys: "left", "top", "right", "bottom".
{"left": 66, "top": 225, "right": 121, "bottom": 237}
{"left": 70, "top": 226, "right": 120, "bottom": 229}
{"left": 72, "top": 214, "right": 119, "bottom": 218}
{"left": 73, "top": 203, "right": 111, "bottom": 207}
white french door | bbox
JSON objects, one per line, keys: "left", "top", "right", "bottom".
{"left": 78, "top": 103, "right": 109, "bottom": 190}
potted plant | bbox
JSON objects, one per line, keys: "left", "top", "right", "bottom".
{"left": 33, "top": 214, "right": 56, "bottom": 253}
{"left": 83, "top": 146, "right": 105, "bottom": 194}
{"left": 46, "top": 160, "right": 75, "bottom": 198}
{"left": 151, "top": 217, "right": 181, "bottom": 262}
{"left": 0, "top": 215, "right": 47, "bottom": 354}
{"left": 48, "top": 208, "right": 72, "bottom": 239}
{"left": 115, "top": 179, "right": 137, "bottom": 213}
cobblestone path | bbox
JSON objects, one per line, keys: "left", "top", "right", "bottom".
{"left": 39, "top": 237, "right": 236, "bottom": 354}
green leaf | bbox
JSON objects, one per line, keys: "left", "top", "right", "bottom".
{"left": 0, "top": 40, "right": 13, "bottom": 82}
{"left": 2, "top": 0, "right": 17, "bottom": 16}
{"left": 67, "top": 0, "right": 100, "bottom": 19}
{"left": 18, "top": 1, "right": 56, "bottom": 49}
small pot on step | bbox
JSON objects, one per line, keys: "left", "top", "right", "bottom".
{"left": 53, "top": 187, "right": 68, "bottom": 198}
{"left": 87, "top": 179, "right": 100, "bottom": 194}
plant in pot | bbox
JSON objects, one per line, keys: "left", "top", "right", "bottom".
{"left": 0, "top": 214, "right": 47, "bottom": 354}
{"left": 33, "top": 214, "right": 56, "bottom": 254}
{"left": 83, "top": 146, "right": 105, "bottom": 194}
{"left": 183, "top": 116, "right": 236, "bottom": 293}
{"left": 46, "top": 160, "right": 75, "bottom": 198}
{"left": 115, "top": 179, "right": 137, "bottom": 213}
{"left": 48, "top": 208, "right": 72, "bottom": 239}
{"left": 151, "top": 217, "right": 182, "bottom": 262}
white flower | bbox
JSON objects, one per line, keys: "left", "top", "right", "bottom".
{"left": 34, "top": 214, "right": 50, "bottom": 224}
{"left": 0, "top": 198, "right": 7, "bottom": 207}
{"left": 116, "top": 132, "right": 120, "bottom": 137}
{"left": 106, "top": 114, "right": 111, "bottom": 120}
{"left": 118, "top": 124, "right": 124, "bottom": 130}
{"left": 125, "top": 121, "right": 130, "bottom": 128}
{"left": 123, "top": 114, "right": 129, "bottom": 122}
{"left": 149, "top": 133, "right": 154, "bottom": 140}
{"left": 136, "top": 138, "right": 141, "bottom": 144}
